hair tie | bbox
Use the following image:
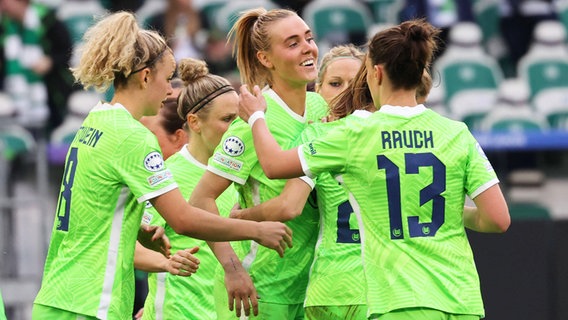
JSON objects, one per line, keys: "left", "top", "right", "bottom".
{"left": 131, "top": 48, "right": 167, "bottom": 74}
{"left": 188, "top": 85, "right": 235, "bottom": 115}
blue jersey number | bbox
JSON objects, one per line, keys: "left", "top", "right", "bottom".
{"left": 337, "top": 200, "right": 361, "bottom": 243}
{"left": 56, "top": 147, "right": 79, "bottom": 231}
{"left": 377, "top": 152, "right": 446, "bottom": 240}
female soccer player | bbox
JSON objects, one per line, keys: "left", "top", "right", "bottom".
{"left": 190, "top": 7, "right": 328, "bottom": 320}
{"left": 139, "top": 58, "right": 251, "bottom": 319}
{"left": 315, "top": 44, "right": 365, "bottom": 105}
{"left": 31, "top": 11, "right": 291, "bottom": 320}
{"left": 230, "top": 58, "right": 371, "bottom": 320}
{"left": 238, "top": 19, "right": 511, "bottom": 320}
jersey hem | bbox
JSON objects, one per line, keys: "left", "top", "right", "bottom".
{"left": 470, "top": 178, "right": 499, "bottom": 199}
{"left": 206, "top": 166, "right": 246, "bottom": 185}
{"left": 138, "top": 183, "right": 178, "bottom": 203}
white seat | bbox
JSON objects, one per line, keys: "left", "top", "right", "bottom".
{"left": 0, "top": 92, "right": 15, "bottom": 120}
{"left": 532, "top": 88, "right": 568, "bottom": 129}
{"left": 447, "top": 89, "right": 497, "bottom": 131}
{"left": 67, "top": 90, "right": 102, "bottom": 118}
{"left": 481, "top": 78, "right": 548, "bottom": 132}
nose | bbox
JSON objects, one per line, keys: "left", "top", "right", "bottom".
{"left": 302, "top": 39, "right": 318, "bottom": 56}
{"left": 166, "top": 82, "right": 173, "bottom": 96}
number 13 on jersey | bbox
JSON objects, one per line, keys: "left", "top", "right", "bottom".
{"left": 377, "top": 152, "right": 446, "bottom": 240}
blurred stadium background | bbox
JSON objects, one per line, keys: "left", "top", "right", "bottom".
{"left": 2, "top": 0, "right": 568, "bottom": 319}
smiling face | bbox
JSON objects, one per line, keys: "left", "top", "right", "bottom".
{"left": 258, "top": 15, "right": 318, "bottom": 88}
{"left": 317, "top": 58, "right": 362, "bottom": 104}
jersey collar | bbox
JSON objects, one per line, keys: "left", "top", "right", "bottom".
{"left": 378, "top": 104, "right": 427, "bottom": 116}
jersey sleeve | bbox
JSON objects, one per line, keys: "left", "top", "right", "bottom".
{"left": 207, "top": 119, "right": 256, "bottom": 185}
{"left": 464, "top": 131, "right": 500, "bottom": 199}
{"left": 113, "top": 130, "right": 177, "bottom": 203}
{"left": 299, "top": 121, "right": 350, "bottom": 179}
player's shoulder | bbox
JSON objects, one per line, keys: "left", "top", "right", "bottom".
{"left": 306, "top": 91, "right": 328, "bottom": 107}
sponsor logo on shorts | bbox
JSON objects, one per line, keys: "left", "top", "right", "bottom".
{"left": 223, "top": 136, "right": 245, "bottom": 156}
{"left": 147, "top": 170, "right": 173, "bottom": 186}
{"left": 213, "top": 152, "right": 243, "bottom": 171}
{"left": 144, "top": 151, "right": 165, "bottom": 172}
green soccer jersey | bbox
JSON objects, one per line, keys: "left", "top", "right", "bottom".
{"left": 141, "top": 146, "right": 238, "bottom": 320}
{"left": 299, "top": 112, "right": 370, "bottom": 308}
{"left": 300, "top": 105, "right": 499, "bottom": 317}
{"left": 207, "top": 89, "right": 328, "bottom": 304}
{"left": 34, "top": 102, "right": 178, "bottom": 319}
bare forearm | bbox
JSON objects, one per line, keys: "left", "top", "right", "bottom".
{"left": 251, "top": 119, "right": 303, "bottom": 179}
{"left": 134, "top": 242, "right": 169, "bottom": 272}
{"left": 174, "top": 205, "right": 262, "bottom": 242}
{"left": 463, "top": 206, "right": 508, "bottom": 233}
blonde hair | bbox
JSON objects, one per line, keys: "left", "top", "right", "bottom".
{"left": 71, "top": 11, "right": 170, "bottom": 92}
{"left": 317, "top": 44, "right": 365, "bottom": 85}
{"left": 416, "top": 69, "right": 433, "bottom": 103}
{"left": 177, "top": 58, "right": 235, "bottom": 120}
{"left": 228, "top": 8, "right": 297, "bottom": 88}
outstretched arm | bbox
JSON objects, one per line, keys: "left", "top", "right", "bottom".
{"left": 151, "top": 187, "right": 292, "bottom": 256}
{"left": 134, "top": 241, "right": 200, "bottom": 276}
{"left": 464, "top": 184, "right": 510, "bottom": 233}
{"left": 237, "top": 85, "right": 304, "bottom": 179}
{"left": 231, "top": 178, "right": 312, "bottom": 222}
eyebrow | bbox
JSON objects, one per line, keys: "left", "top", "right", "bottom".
{"left": 283, "top": 30, "right": 312, "bottom": 43}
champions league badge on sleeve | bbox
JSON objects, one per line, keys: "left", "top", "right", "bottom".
{"left": 223, "top": 136, "right": 245, "bottom": 156}
{"left": 144, "top": 151, "right": 165, "bottom": 172}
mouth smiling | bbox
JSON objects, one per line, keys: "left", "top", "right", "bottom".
{"left": 301, "top": 59, "right": 315, "bottom": 67}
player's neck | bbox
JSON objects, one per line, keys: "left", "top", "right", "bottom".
{"left": 270, "top": 81, "right": 307, "bottom": 116}
{"left": 187, "top": 141, "right": 209, "bottom": 165}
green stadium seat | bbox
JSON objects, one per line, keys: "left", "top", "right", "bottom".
{"left": 517, "top": 20, "right": 568, "bottom": 100}
{"left": 363, "top": 0, "right": 403, "bottom": 24}
{"left": 302, "top": 0, "right": 373, "bottom": 43}
{"left": 508, "top": 202, "right": 551, "bottom": 220}
{"left": 215, "top": 0, "right": 279, "bottom": 33}
{"left": 481, "top": 78, "right": 548, "bottom": 132}
{"left": 56, "top": 0, "right": 108, "bottom": 45}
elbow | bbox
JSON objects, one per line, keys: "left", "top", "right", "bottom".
{"left": 264, "top": 168, "right": 279, "bottom": 180}
{"left": 168, "top": 213, "right": 195, "bottom": 237}
{"left": 496, "top": 211, "right": 511, "bottom": 233}
{"left": 278, "top": 202, "right": 303, "bottom": 222}
{"left": 261, "top": 161, "right": 279, "bottom": 180}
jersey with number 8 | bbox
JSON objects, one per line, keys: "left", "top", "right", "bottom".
{"left": 300, "top": 105, "right": 499, "bottom": 318}
{"left": 34, "top": 103, "right": 178, "bottom": 319}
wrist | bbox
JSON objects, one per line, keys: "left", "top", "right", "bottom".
{"left": 248, "top": 111, "right": 265, "bottom": 127}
